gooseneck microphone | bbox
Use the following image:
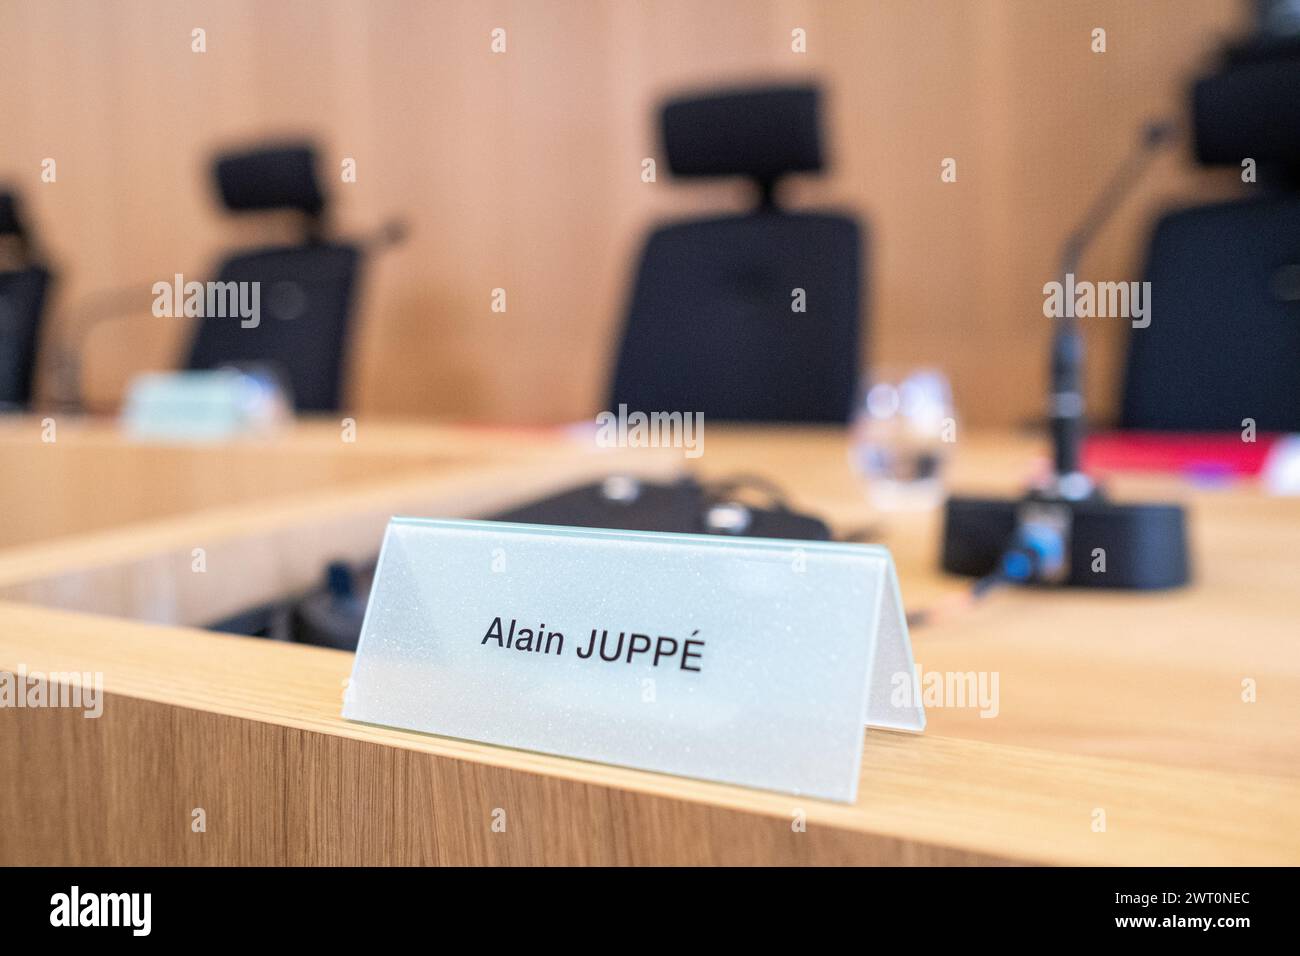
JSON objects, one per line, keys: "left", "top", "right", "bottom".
{"left": 939, "top": 119, "right": 1190, "bottom": 593}
{"left": 1050, "top": 121, "right": 1178, "bottom": 490}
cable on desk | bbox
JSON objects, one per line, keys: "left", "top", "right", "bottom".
{"left": 906, "top": 571, "right": 1008, "bottom": 629}
{"left": 906, "top": 535, "right": 1056, "bottom": 629}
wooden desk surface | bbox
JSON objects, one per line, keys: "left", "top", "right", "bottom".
{"left": 0, "top": 416, "right": 583, "bottom": 550}
{"left": 1, "top": 419, "right": 1297, "bottom": 865}
{"left": 693, "top": 429, "right": 1300, "bottom": 780}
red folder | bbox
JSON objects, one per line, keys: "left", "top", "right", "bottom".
{"left": 1084, "top": 431, "right": 1280, "bottom": 477}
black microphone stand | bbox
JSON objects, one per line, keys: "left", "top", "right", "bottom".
{"left": 1049, "top": 121, "right": 1176, "bottom": 494}
{"left": 940, "top": 121, "right": 1190, "bottom": 590}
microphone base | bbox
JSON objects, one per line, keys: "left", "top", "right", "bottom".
{"left": 941, "top": 492, "right": 1191, "bottom": 589}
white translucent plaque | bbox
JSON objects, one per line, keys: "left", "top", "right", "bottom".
{"left": 344, "top": 518, "right": 924, "bottom": 803}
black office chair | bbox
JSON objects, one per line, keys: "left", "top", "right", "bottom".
{"left": 0, "top": 192, "right": 52, "bottom": 411}
{"left": 186, "top": 144, "right": 361, "bottom": 413}
{"left": 609, "top": 85, "right": 864, "bottom": 423}
{"left": 1120, "top": 41, "right": 1300, "bottom": 432}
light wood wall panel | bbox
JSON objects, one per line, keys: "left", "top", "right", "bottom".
{"left": 0, "top": 0, "right": 1247, "bottom": 425}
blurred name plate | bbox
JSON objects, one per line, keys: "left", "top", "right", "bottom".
{"left": 344, "top": 518, "right": 924, "bottom": 803}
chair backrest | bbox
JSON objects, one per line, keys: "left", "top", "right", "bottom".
{"left": 610, "top": 85, "right": 864, "bottom": 423}
{"left": 186, "top": 243, "right": 360, "bottom": 413}
{"left": 1121, "top": 198, "right": 1300, "bottom": 431}
{"left": 185, "top": 144, "right": 361, "bottom": 412}
{"left": 1120, "top": 49, "right": 1300, "bottom": 432}
{"left": 0, "top": 192, "right": 51, "bottom": 409}
{"left": 0, "top": 266, "right": 51, "bottom": 409}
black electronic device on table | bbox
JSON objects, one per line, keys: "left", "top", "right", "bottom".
{"left": 209, "top": 475, "right": 833, "bottom": 651}
{"left": 493, "top": 475, "right": 831, "bottom": 540}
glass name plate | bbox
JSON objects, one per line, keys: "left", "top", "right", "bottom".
{"left": 344, "top": 518, "right": 924, "bottom": 803}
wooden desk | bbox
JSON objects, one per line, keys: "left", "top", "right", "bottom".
{"left": 1, "top": 420, "right": 1297, "bottom": 865}
{"left": 0, "top": 418, "right": 667, "bottom": 624}
{"left": 693, "top": 429, "right": 1300, "bottom": 780}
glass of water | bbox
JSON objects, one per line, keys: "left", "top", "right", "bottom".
{"left": 849, "top": 367, "right": 954, "bottom": 510}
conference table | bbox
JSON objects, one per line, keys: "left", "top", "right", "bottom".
{"left": 1, "top": 417, "right": 1296, "bottom": 865}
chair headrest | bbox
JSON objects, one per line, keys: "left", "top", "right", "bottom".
{"left": 214, "top": 144, "right": 325, "bottom": 215}
{"left": 662, "top": 85, "right": 824, "bottom": 181}
{"left": 1193, "top": 55, "right": 1300, "bottom": 166}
